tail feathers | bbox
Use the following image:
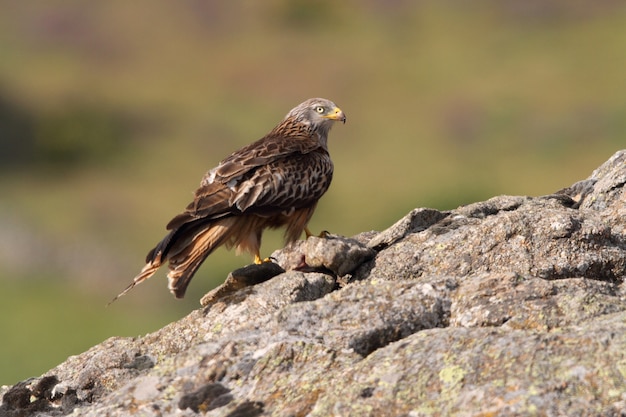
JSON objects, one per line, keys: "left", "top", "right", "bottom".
{"left": 167, "top": 219, "right": 236, "bottom": 298}
{"left": 107, "top": 259, "right": 162, "bottom": 306}
{"left": 109, "top": 216, "right": 249, "bottom": 304}
{"left": 167, "top": 251, "right": 210, "bottom": 298}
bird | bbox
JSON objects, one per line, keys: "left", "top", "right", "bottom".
{"left": 110, "top": 98, "right": 346, "bottom": 303}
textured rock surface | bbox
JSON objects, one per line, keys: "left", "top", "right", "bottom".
{"left": 2, "top": 150, "right": 626, "bottom": 417}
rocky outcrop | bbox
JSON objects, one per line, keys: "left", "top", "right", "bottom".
{"left": 2, "top": 151, "right": 626, "bottom": 417}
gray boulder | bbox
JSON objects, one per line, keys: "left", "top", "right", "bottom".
{"left": 2, "top": 150, "right": 626, "bottom": 416}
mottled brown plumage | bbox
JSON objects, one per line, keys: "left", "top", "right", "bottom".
{"left": 111, "top": 98, "right": 345, "bottom": 302}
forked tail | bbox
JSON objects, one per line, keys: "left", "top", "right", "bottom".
{"left": 107, "top": 217, "right": 238, "bottom": 305}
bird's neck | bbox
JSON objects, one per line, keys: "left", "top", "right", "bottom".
{"left": 273, "top": 119, "right": 330, "bottom": 150}
{"left": 315, "top": 127, "right": 330, "bottom": 149}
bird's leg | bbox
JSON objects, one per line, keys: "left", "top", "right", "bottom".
{"left": 252, "top": 230, "right": 271, "bottom": 264}
{"left": 253, "top": 252, "right": 263, "bottom": 264}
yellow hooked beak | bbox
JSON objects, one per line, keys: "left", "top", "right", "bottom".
{"left": 325, "top": 107, "right": 347, "bottom": 124}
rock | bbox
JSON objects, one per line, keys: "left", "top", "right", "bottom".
{"left": 367, "top": 207, "right": 449, "bottom": 249}
{"left": 271, "top": 233, "right": 377, "bottom": 277}
{"left": 200, "top": 262, "right": 285, "bottom": 307}
{"left": 178, "top": 382, "right": 232, "bottom": 413}
{"left": 309, "top": 312, "right": 626, "bottom": 416}
{"left": 2, "top": 150, "right": 626, "bottom": 416}
{"left": 300, "top": 234, "right": 377, "bottom": 276}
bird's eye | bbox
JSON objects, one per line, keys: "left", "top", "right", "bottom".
{"left": 315, "top": 106, "right": 325, "bottom": 114}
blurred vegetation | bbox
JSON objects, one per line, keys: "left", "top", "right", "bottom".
{"left": 0, "top": 95, "right": 131, "bottom": 170}
{"left": 1, "top": 0, "right": 625, "bottom": 385}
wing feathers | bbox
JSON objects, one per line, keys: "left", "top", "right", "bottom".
{"left": 166, "top": 185, "right": 233, "bottom": 230}
{"left": 169, "top": 147, "right": 331, "bottom": 230}
{"left": 206, "top": 127, "right": 320, "bottom": 185}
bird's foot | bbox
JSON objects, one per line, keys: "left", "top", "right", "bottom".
{"left": 305, "top": 227, "right": 331, "bottom": 239}
{"left": 253, "top": 254, "right": 274, "bottom": 264}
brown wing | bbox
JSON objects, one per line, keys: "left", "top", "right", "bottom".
{"left": 167, "top": 127, "right": 328, "bottom": 230}
{"left": 167, "top": 147, "right": 333, "bottom": 230}
{"left": 204, "top": 121, "right": 322, "bottom": 186}
{"left": 238, "top": 150, "right": 333, "bottom": 214}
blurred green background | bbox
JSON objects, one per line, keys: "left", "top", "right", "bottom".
{"left": 1, "top": 0, "right": 624, "bottom": 386}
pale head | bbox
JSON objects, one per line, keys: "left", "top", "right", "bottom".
{"left": 284, "top": 98, "right": 346, "bottom": 137}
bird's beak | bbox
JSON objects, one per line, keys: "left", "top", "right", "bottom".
{"left": 325, "top": 107, "right": 347, "bottom": 124}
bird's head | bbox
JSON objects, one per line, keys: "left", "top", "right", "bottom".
{"left": 285, "top": 98, "right": 347, "bottom": 132}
